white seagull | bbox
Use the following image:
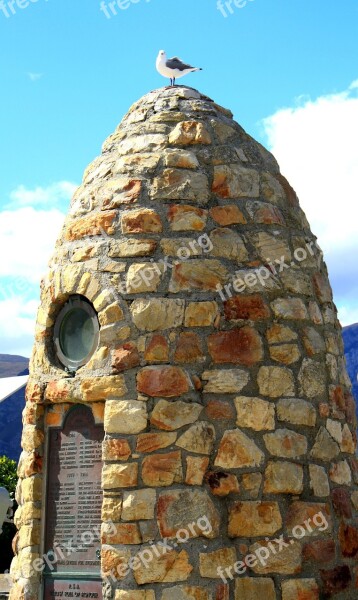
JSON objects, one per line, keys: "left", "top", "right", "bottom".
{"left": 156, "top": 50, "right": 202, "bottom": 87}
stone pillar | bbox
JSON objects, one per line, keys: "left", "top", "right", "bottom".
{"left": 11, "top": 87, "right": 358, "bottom": 600}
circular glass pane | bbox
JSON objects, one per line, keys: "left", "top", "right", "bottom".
{"left": 53, "top": 296, "right": 99, "bottom": 371}
{"left": 59, "top": 307, "right": 95, "bottom": 363}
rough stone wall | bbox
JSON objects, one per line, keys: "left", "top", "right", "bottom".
{"left": 10, "top": 87, "right": 358, "bottom": 600}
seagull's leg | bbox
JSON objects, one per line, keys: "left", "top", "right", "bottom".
{"left": 173, "top": 77, "right": 176, "bottom": 86}
{"left": 170, "top": 78, "right": 173, "bottom": 86}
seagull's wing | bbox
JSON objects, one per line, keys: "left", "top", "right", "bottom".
{"left": 166, "top": 56, "right": 195, "bottom": 71}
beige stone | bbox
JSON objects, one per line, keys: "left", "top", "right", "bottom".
{"left": 122, "top": 489, "right": 156, "bottom": 521}
{"left": 329, "top": 460, "right": 352, "bottom": 485}
{"left": 21, "top": 477, "right": 42, "bottom": 503}
{"left": 209, "top": 228, "right": 248, "bottom": 260}
{"left": 102, "top": 438, "right": 131, "bottom": 461}
{"left": 271, "top": 297, "right": 307, "bottom": 320}
{"left": 281, "top": 579, "right": 319, "bottom": 600}
{"left": 310, "top": 427, "right": 340, "bottom": 461}
{"left": 157, "top": 489, "right": 220, "bottom": 539}
{"left": 117, "top": 133, "right": 167, "bottom": 155}
{"left": 202, "top": 369, "right": 250, "bottom": 393}
{"left": 309, "top": 465, "right": 330, "bottom": 497}
{"left": 326, "top": 419, "right": 342, "bottom": 443}
{"left": 130, "top": 298, "right": 185, "bottom": 331}
{"left": 276, "top": 398, "right": 316, "bottom": 427}
{"left": 169, "top": 121, "right": 212, "bottom": 145}
{"left": 176, "top": 422, "right": 215, "bottom": 455}
{"left": 109, "top": 238, "right": 157, "bottom": 258}
{"left": 264, "top": 461, "right": 303, "bottom": 494}
{"left": 160, "top": 238, "right": 203, "bottom": 257}
{"left": 163, "top": 148, "right": 199, "bottom": 169}
{"left": 266, "top": 324, "right": 298, "bottom": 344}
{"left": 81, "top": 376, "right": 127, "bottom": 401}
{"left": 249, "top": 540, "right": 302, "bottom": 575}
{"left": 199, "top": 548, "right": 237, "bottom": 578}
{"left": 298, "top": 359, "right": 326, "bottom": 398}
{"left": 257, "top": 366, "right": 295, "bottom": 397}
{"left": 152, "top": 168, "right": 209, "bottom": 202}
{"left": 151, "top": 400, "right": 203, "bottom": 431}
{"left": 134, "top": 548, "right": 192, "bottom": 584}
{"left": 126, "top": 263, "right": 162, "bottom": 293}
{"left": 102, "top": 496, "right": 122, "bottom": 522}
{"left": 341, "top": 424, "right": 356, "bottom": 454}
{"left": 228, "top": 501, "right": 282, "bottom": 537}
{"left": 104, "top": 400, "right": 147, "bottom": 434}
{"left": 234, "top": 578, "right": 276, "bottom": 600}
{"left": 102, "top": 463, "right": 138, "bottom": 489}
{"left": 215, "top": 429, "right": 264, "bottom": 469}
{"left": 234, "top": 396, "right": 275, "bottom": 431}
{"left": 169, "top": 259, "right": 228, "bottom": 293}
{"left": 212, "top": 164, "right": 260, "bottom": 198}
{"left": 184, "top": 301, "right": 219, "bottom": 327}
{"left": 254, "top": 232, "right": 292, "bottom": 263}
{"left": 264, "top": 429, "right": 307, "bottom": 458}
{"left": 241, "top": 473, "right": 262, "bottom": 499}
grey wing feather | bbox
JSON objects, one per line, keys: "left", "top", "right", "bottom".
{"left": 166, "top": 56, "right": 194, "bottom": 71}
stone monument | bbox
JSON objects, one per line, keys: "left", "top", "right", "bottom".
{"left": 11, "top": 87, "right": 358, "bottom": 600}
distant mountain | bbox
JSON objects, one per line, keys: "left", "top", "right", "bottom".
{"left": 343, "top": 323, "right": 358, "bottom": 416}
{"left": 0, "top": 354, "right": 29, "bottom": 378}
{"left": 0, "top": 355, "right": 29, "bottom": 461}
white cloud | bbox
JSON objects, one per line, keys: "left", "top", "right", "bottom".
{"left": 0, "top": 181, "right": 78, "bottom": 355}
{"left": 0, "top": 207, "right": 66, "bottom": 282}
{"left": 261, "top": 80, "right": 358, "bottom": 326}
{"left": 27, "top": 72, "right": 43, "bottom": 82}
{"left": 9, "top": 181, "right": 77, "bottom": 209}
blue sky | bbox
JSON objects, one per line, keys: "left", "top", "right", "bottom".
{"left": 0, "top": 0, "right": 357, "bottom": 356}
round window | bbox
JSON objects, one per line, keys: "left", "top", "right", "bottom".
{"left": 53, "top": 296, "right": 99, "bottom": 371}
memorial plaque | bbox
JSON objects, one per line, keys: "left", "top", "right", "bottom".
{"left": 44, "top": 405, "right": 104, "bottom": 575}
{"left": 44, "top": 578, "right": 102, "bottom": 600}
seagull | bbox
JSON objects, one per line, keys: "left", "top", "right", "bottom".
{"left": 156, "top": 50, "right": 202, "bottom": 87}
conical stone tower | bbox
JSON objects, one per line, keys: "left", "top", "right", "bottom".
{"left": 11, "top": 87, "right": 358, "bottom": 600}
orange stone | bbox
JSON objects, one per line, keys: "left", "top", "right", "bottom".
{"left": 121, "top": 208, "right": 162, "bottom": 233}
{"left": 174, "top": 332, "right": 204, "bottom": 363}
{"left": 224, "top": 295, "right": 270, "bottom": 321}
{"left": 205, "top": 400, "right": 235, "bottom": 420}
{"left": 253, "top": 203, "right": 285, "bottom": 225}
{"left": 26, "top": 380, "right": 44, "bottom": 404}
{"left": 112, "top": 342, "right": 140, "bottom": 372}
{"left": 136, "top": 432, "right": 177, "bottom": 453}
{"left": 45, "top": 379, "right": 76, "bottom": 403}
{"left": 210, "top": 205, "right": 247, "bottom": 226}
{"left": 102, "top": 439, "right": 131, "bottom": 461}
{"left": 102, "top": 179, "right": 142, "bottom": 209}
{"left": 144, "top": 335, "right": 169, "bottom": 362}
{"left": 208, "top": 327, "right": 263, "bottom": 366}
{"left": 228, "top": 501, "right": 282, "bottom": 537}
{"left": 168, "top": 205, "right": 207, "bottom": 231}
{"left": 339, "top": 523, "right": 358, "bottom": 558}
{"left": 65, "top": 211, "right": 117, "bottom": 241}
{"left": 101, "top": 523, "right": 141, "bottom": 545}
{"left": 137, "top": 366, "right": 190, "bottom": 397}
{"left": 205, "top": 471, "right": 240, "bottom": 497}
{"left": 185, "top": 456, "right": 209, "bottom": 485}
{"left": 142, "top": 451, "right": 183, "bottom": 487}
{"left": 169, "top": 260, "right": 228, "bottom": 293}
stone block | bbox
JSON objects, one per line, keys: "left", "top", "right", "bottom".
{"left": 104, "top": 400, "right": 147, "bottom": 434}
